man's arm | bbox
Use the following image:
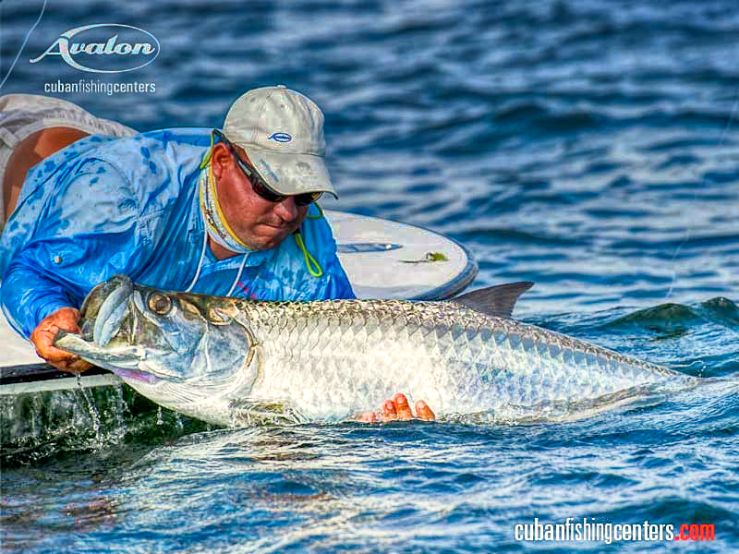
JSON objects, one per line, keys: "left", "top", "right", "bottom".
{"left": 1, "top": 159, "right": 146, "bottom": 368}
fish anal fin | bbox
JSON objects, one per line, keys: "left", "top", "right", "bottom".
{"left": 452, "top": 281, "right": 534, "bottom": 317}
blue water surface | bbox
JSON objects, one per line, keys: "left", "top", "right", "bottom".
{"left": 1, "top": 0, "right": 737, "bottom": 552}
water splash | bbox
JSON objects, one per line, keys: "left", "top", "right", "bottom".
{"left": 76, "top": 374, "right": 102, "bottom": 443}
{"left": 0, "top": 383, "right": 207, "bottom": 466}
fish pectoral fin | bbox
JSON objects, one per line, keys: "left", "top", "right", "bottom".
{"left": 228, "top": 399, "right": 305, "bottom": 425}
{"left": 452, "top": 281, "right": 534, "bottom": 317}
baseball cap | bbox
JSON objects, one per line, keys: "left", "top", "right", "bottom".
{"left": 222, "top": 85, "right": 337, "bottom": 198}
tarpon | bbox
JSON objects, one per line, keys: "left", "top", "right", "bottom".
{"left": 55, "top": 275, "right": 696, "bottom": 425}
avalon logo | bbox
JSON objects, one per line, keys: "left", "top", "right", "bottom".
{"left": 29, "top": 24, "right": 160, "bottom": 74}
{"left": 268, "top": 132, "right": 292, "bottom": 143}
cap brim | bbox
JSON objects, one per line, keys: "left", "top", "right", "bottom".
{"left": 241, "top": 145, "right": 337, "bottom": 199}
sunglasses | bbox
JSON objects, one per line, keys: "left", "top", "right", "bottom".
{"left": 213, "top": 130, "right": 322, "bottom": 207}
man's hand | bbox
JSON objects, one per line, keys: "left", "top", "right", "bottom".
{"left": 356, "top": 392, "right": 436, "bottom": 423}
{"left": 30, "top": 307, "right": 92, "bottom": 373}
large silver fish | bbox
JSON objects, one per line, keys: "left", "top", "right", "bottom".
{"left": 55, "top": 275, "right": 695, "bottom": 425}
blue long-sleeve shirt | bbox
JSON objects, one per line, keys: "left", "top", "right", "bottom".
{"left": 0, "top": 128, "right": 354, "bottom": 338}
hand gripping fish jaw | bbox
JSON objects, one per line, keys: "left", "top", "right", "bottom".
{"left": 55, "top": 275, "right": 263, "bottom": 418}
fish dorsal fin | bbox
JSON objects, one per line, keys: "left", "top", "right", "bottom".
{"left": 452, "top": 281, "right": 534, "bottom": 317}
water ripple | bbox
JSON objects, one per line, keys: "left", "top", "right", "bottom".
{"left": 1, "top": 0, "right": 737, "bottom": 551}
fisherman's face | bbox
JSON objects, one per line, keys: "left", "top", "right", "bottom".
{"left": 211, "top": 143, "right": 309, "bottom": 251}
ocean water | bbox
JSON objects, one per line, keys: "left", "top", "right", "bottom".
{"left": 1, "top": 0, "right": 738, "bottom": 552}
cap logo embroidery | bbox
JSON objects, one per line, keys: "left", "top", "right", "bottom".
{"left": 268, "top": 132, "right": 292, "bottom": 143}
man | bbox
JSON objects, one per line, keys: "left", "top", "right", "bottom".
{"left": 0, "top": 87, "right": 435, "bottom": 422}
{"left": 1, "top": 86, "right": 355, "bottom": 371}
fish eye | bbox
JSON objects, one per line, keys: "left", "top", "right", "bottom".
{"left": 148, "top": 293, "right": 172, "bottom": 315}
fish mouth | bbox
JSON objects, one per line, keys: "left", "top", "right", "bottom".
{"left": 54, "top": 330, "right": 156, "bottom": 383}
{"left": 54, "top": 275, "right": 158, "bottom": 384}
